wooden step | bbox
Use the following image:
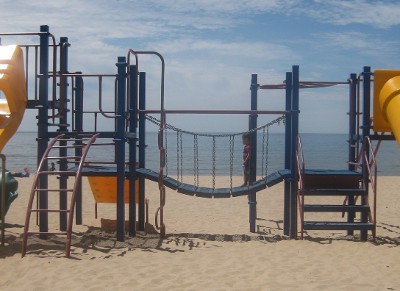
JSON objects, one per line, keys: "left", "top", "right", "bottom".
{"left": 301, "top": 188, "right": 367, "bottom": 196}
{"left": 303, "top": 205, "right": 370, "bottom": 213}
{"left": 303, "top": 221, "right": 374, "bottom": 231}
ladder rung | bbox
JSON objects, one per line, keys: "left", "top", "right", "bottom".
{"left": 46, "top": 156, "right": 82, "bottom": 160}
{"left": 303, "top": 204, "right": 370, "bottom": 212}
{"left": 51, "top": 144, "right": 86, "bottom": 149}
{"left": 303, "top": 221, "right": 374, "bottom": 231}
{"left": 30, "top": 209, "right": 70, "bottom": 213}
{"left": 48, "top": 124, "right": 71, "bottom": 127}
{"left": 38, "top": 170, "right": 77, "bottom": 175}
{"left": 34, "top": 189, "right": 74, "bottom": 192}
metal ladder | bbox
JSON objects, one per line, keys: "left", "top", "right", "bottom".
{"left": 22, "top": 133, "right": 99, "bottom": 257}
{"left": 296, "top": 136, "right": 376, "bottom": 240}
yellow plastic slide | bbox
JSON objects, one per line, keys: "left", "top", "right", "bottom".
{"left": 0, "top": 45, "right": 27, "bottom": 152}
{"left": 374, "top": 70, "right": 400, "bottom": 146}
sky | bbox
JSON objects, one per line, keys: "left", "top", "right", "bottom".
{"left": 1, "top": 0, "right": 400, "bottom": 133}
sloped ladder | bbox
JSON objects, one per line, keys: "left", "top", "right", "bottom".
{"left": 22, "top": 133, "right": 99, "bottom": 257}
{"left": 296, "top": 136, "right": 377, "bottom": 240}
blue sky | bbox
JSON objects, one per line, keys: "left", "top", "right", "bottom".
{"left": 1, "top": 0, "right": 400, "bottom": 133}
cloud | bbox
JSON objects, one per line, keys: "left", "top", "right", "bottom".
{"left": 1, "top": 0, "right": 399, "bottom": 134}
{"left": 316, "top": 31, "right": 400, "bottom": 58}
{"left": 298, "top": 0, "right": 400, "bottom": 29}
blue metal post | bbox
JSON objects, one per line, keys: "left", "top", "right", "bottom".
{"left": 138, "top": 72, "right": 146, "bottom": 230}
{"left": 59, "top": 36, "right": 69, "bottom": 230}
{"left": 74, "top": 73, "right": 84, "bottom": 225}
{"left": 248, "top": 74, "right": 258, "bottom": 233}
{"left": 115, "top": 57, "right": 127, "bottom": 242}
{"left": 347, "top": 73, "right": 357, "bottom": 234}
{"left": 348, "top": 73, "right": 358, "bottom": 170}
{"left": 38, "top": 25, "right": 50, "bottom": 235}
{"left": 290, "top": 65, "right": 299, "bottom": 239}
{"left": 283, "top": 71, "right": 292, "bottom": 236}
{"left": 74, "top": 74, "right": 84, "bottom": 133}
{"left": 128, "top": 65, "right": 138, "bottom": 236}
{"left": 361, "top": 66, "right": 371, "bottom": 241}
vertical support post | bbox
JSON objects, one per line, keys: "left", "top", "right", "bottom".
{"left": 128, "top": 65, "right": 138, "bottom": 236}
{"left": 248, "top": 74, "right": 258, "bottom": 233}
{"left": 115, "top": 57, "right": 127, "bottom": 242}
{"left": 290, "top": 65, "right": 299, "bottom": 239}
{"left": 74, "top": 73, "right": 84, "bottom": 133}
{"left": 1, "top": 155, "right": 5, "bottom": 246}
{"left": 361, "top": 66, "right": 371, "bottom": 241}
{"left": 138, "top": 72, "right": 146, "bottom": 231}
{"left": 38, "top": 25, "right": 50, "bottom": 235}
{"left": 58, "top": 37, "right": 69, "bottom": 230}
{"left": 74, "top": 73, "right": 84, "bottom": 224}
{"left": 347, "top": 73, "right": 358, "bottom": 235}
{"left": 283, "top": 71, "right": 292, "bottom": 236}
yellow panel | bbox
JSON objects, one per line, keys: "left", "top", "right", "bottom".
{"left": 373, "top": 70, "right": 400, "bottom": 132}
{"left": 0, "top": 45, "right": 27, "bottom": 152}
{"left": 88, "top": 176, "right": 139, "bottom": 204}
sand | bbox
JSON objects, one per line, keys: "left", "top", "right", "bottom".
{"left": 1, "top": 175, "right": 399, "bottom": 290}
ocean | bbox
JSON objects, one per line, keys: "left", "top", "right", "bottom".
{"left": 2, "top": 131, "right": 399, "bottom": 177}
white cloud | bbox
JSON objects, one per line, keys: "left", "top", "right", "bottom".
{"left": 316, "top": 31, "right": 400, "bottom": 58}
{"left": 145, "top": 38, "right": 296, "bottom": 62}
{"left": 299, "top": 0, "right": 400, "bottom": 29}
{"left": 1, "top": 0, "right": 399, "bottom": 134}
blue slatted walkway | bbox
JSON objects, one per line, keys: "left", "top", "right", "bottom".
{"left": 136, "top": 168, "right": 291, "bottom": 198}
{"left": 76, "top": 166, "right": 290, "bottom": 198}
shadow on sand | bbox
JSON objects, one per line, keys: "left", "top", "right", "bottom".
{"left": 1, "top": 219, "right": 399, "bottom": 259}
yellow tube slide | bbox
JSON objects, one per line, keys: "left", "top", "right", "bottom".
{"left": 378, "top": 76, "right": 400, "bottom": 145}
{"left": 0, "top": 45, "right": 27, "bottom": 152}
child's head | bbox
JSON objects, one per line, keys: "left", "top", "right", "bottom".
{"left": 242, "top": 133, "right": 251, "bottom": 145}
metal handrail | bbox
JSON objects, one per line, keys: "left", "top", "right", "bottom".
{"left": 295, "top": 135, "right": 306, "bottom": 239}
{"left": 127, "top": 49, "right": 166, "bottom": 237}
{"left": 62, "top": 73, "right": 118, "bottom": 120}
{"left": 362, "top": 136, "right": 378, "bottom": 239}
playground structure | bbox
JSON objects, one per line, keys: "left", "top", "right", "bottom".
{"left": 0, "top": 25, "right": 398, "bottom": 257}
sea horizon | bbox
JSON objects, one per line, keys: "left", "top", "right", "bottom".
{"left": 2, "top": 131, "right": 399, "bottom": 176}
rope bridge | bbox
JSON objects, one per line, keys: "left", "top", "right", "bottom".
{"left": 137, "top": 115, "right": 290, "bottom": 198}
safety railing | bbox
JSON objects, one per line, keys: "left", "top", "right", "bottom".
{"left": 295, "top": 135, "right": 306, "bottom": 239}
{"left": 362, "top": 136, "right": 377, "bottom": 238}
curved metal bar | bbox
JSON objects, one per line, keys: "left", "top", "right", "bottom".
{"left": 127, "top": 49, "right": 165, "bottom": 114}
{"left": 98, "top": 75, "right": 118, "bottom": 119}
{"left": 65, "top": 74, "right": 119, "bottom": 119}
{"left": 127, "top": 49, "right": 166, "bottom": 237}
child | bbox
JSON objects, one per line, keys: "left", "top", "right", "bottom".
{"left": 242, "top": 133, "right": 251, "bottom": 186}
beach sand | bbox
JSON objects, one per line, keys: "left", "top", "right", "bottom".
{"left": 1, "top": 175, "right": 399, "bottom": 290}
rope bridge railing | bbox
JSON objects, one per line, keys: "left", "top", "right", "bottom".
{"left": 145, "top": 114, "right": 285, "bottom": 191}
